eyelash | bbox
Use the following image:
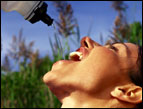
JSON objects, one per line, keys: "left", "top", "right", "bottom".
{"left": 109, "top": 45, "right": 118, "bottom": 51}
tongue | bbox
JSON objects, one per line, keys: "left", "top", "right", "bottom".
{"left": 70, "top": 55, "right": 80, "bottom": 61}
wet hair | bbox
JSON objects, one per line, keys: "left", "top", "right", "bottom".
{"left": 129, "top": 45, "right": 142, "bottom": 108}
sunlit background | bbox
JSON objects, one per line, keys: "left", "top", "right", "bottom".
{"left": 1, "top": 1, "right": 142, "bottom": 59}
{"left": 1, "top": 1, "right": 142, "bottom": 108}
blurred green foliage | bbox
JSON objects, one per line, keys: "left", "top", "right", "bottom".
{"left": 1, "top": 1, "right": 142, "bottom": 108}
{"left": 1, "top": 57, "right": 61, "bottom": 108}
{"left": 128, "top": 21, "right": 142, "bottom": 45}
{"left": 108, "top": 1, "right": 142, "bottom": 46}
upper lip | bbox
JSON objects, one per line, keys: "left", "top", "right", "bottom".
{"left": 69, "top": 37, "right": 96, "bottom": 61}
{"left": 76, "top": 47, "right": 87, "bottom": 54}
{"left": 69, "top": 47, "right": 89, "bottom": 61}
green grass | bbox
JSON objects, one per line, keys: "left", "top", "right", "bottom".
{"left": 1, "top": 56, "right": 62, "bottom": 108}
{"left": 1, "top": 1, "right": 142, "bottom": 107}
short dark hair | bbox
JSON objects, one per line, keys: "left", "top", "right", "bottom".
{"left": 129, "top": 45, "right": 142, "bottom": 108}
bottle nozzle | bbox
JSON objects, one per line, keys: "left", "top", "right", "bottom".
{"left": 41, "top": 14, "right": 53, "bottom": 26}
{"left": 27, "top": 2, "right": 53, "bottom": 26}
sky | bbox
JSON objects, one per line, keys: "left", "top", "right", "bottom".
{"left": 1, "top": 1, "right": 142, "bottom": 62}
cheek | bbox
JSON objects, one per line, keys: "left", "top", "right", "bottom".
{"left": 87, "top": 47, "right": 119, "bottom": 69}
{"left": 75, "top": 48, "right": 121, "bottom": 91}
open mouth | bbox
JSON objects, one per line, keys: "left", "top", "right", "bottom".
{"left": 69, "top": 47, "right": 88, "bottom": 61}
{"left": 69, "top": 51, "right": 83, "bottom": 61}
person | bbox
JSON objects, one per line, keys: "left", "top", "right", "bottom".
{"left": 43, "top": 36, "right": 142, "bottom": 108}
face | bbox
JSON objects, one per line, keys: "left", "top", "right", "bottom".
{"left": 43, "top": 36, "right": 139, "bottom": 101}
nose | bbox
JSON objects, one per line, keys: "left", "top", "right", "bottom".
{"left": 80, "top": 36, "right": 101, "bottom": 48}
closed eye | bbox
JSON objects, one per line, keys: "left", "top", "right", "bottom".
{"left": 109, "top": 44, "right": 118, "bottom": 52}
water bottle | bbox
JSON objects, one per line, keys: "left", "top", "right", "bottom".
{"left": 1, "top": 1, "right": 53, "bottom": 26}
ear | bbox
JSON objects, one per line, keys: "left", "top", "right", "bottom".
{"left": 110, "top": 84, "right": 142, "bottom": 104}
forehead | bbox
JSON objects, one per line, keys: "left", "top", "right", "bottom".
{"left": 116, "top": 43, "right": 138, "bottom": 58}
{"left": 124, "top": 43, "right": 138, "bottom": 48}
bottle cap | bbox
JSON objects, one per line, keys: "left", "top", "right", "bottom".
{"left": 26, "top": 2, "right": 53, "bottom": 26}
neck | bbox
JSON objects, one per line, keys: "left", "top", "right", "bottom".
{"left": 60, "top": 90, "right": 135, "bottom": 108}
{"left": 61, "top": 90, "right": 110, "bottom": 108}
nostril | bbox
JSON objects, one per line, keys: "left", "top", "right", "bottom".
{"left": 84, "top": 41, "right": 88, "bottom": 48}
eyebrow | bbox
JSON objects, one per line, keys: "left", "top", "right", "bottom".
{"left": 111, "top": 42, "right": 130, "bottom": 56}
{"left": 111, "top": 42, "right": 128, "bottom": 49}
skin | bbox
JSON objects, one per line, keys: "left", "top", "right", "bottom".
{"left": 43, "top": 36, "right": 142, "bottom": 108}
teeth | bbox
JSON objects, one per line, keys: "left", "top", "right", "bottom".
{"left": 69, "top": 52, "right": 83, "bottom": 61}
